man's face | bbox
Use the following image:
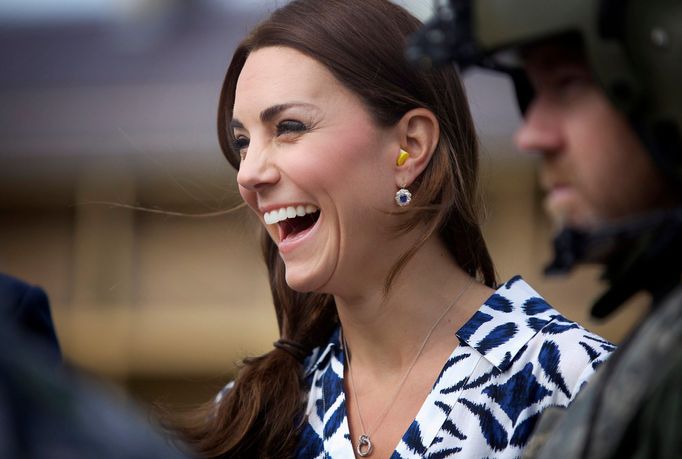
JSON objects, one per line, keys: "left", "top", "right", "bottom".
{"left": 514, "top": 44, "right": 670, "bottom": 230}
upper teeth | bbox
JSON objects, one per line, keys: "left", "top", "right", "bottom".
{"left": 264, "top": 205, "right": 318, "bottom": 225}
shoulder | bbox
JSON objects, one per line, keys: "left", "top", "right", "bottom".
{"left": 0, "top": 273, "right": 60, "bottom": 361}
{"left": 458, "top": 276, "right": 614, "bottom": 401}
{"left": 629, "top": 349, "right": 682, "bottom": 456}
{"left": 519, "top": 310, "right": 613, "bottom": 400}
{"left": 524, "top": 287, "right": 682, "bottom": 458}
{"left": 0, "top": 273, "right": 47, "bottom": 308}
{"left": 0, "top": 328, "right": 188, "bottom": 458}
{"left": 0, "top": 273, "right": 51, "bottom": 322}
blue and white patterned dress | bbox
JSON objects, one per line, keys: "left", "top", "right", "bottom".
{"left": 296, "top": 276, "right": 614, "bottom": 458}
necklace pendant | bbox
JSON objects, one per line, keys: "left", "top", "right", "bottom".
{"left": 356, "top": 434, "right": 373, "bottom": 457}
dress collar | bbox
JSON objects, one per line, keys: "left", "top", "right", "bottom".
{"left": 303, "top": 327, "right": 342, "bottom": 378}
{"left": 304, "top": 275, "right": 557, "bottom": 376}
{"left": 456, "top": 275, "right": 559, "bottom": 372}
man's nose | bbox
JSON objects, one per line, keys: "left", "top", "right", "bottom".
{"left": 514, "top": 98, "right": 564, "bottom": 155}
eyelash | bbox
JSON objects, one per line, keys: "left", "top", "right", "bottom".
{"left": 276, "top": 119, "right": 308, "bottom": 136}
{"left": 232, "top": 136, "right": 249, "bottom": 151}
{"left": 231, "top": 120, "right": 310, "bottom": 159}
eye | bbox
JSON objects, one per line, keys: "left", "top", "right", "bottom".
{"left": 549, "top": 68, "right": 593, "bottom": 96}
{"left": 276, "top": 120, "right": 308, "bottom": 136}
{"left": 556, "top": 73, "right": 590, "bottom": 89}
{"left": 231, "top": 135, "right": 250, "bottom": 160}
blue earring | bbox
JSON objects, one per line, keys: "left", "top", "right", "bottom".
{"left": 395, "top": 184, "right": 412, "bottom": 207}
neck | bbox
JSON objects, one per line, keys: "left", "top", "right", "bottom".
{"left": 334, "top": 235, "right": 492, "bottom": 374}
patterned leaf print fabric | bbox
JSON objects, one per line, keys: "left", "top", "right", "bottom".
{"left": 296, "top": 276, "right": 614, "bottom": 458}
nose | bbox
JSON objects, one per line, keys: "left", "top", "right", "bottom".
{"left": 514, "top": 98, "right": 564, "bottom": 156}
{"left": 236, "top": 143, "right": 281, "bottom": 192}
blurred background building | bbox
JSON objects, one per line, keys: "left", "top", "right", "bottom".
{"left": 0, "top": 0, "right": 647, "bottom": 410}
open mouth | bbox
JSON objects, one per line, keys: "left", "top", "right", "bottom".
{"left": 279, "top": 210, "right": 320, "bottom": 240}
{"left": 263, "top": 205, "right": 321, "bottom": 242}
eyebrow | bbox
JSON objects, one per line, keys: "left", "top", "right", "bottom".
{"left": 230, "top": 102, "right": 319, "bottom": 130}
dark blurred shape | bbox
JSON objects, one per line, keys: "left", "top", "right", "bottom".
{"left": 544, "top": 209, "right": 682, "bottom": 318}
{"left": 0, "top": 320, "right": 193, "bottom": 459}
{"left": 0, "top": 273, "right": 61, "bottom": 363}
{"left": 405, "top": 0, "right": 477, "bottom": 70}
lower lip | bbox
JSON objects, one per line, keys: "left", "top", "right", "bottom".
{"left": 277, "top": 214, "right": 321, "bottom": 255}
{"left": 544, "top": 186, "right": 575, "bottom": 213}
{"left": 546, "top": 186, "right": 573, "bottom": 203}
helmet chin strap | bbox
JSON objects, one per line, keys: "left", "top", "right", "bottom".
{"left": 544, "top": 207, "right": 682, "bottom": 318}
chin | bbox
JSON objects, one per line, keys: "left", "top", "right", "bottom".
{"left": 552, "top": 210, "right": 604, "bottom": 232}
{"left": 283, "top": 265, "right": 333, "bottom": 294}
{"left": 545, "top": 196, "right": 602, "bottom": 232}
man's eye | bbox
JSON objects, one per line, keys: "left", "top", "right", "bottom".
{"left": 276, "top": 120, "right": 308, "bottom": 136}
{"left": 552, "top": 71, "right": 592, "bottom": 91}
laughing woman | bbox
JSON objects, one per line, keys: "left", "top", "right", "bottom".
{"left": 177, "top": 1, "right": 612, "bottom": 458}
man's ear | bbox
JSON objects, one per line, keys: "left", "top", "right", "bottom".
{"left": 393, "top": 108, "right": 440, "bottom": 187}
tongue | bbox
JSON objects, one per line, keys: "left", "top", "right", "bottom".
{"left": 279, "top": 212, "right": 319, "bottom": 240}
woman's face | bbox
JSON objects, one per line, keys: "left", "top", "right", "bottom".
{"left": 232, "top": 46, "right": 400, "bottom": 294}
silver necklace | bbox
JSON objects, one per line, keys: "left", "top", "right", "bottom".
{"left": 343, "top": 278, "right": 473, "bottom": 457}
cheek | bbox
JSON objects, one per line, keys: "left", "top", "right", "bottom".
{"left": 239, "top": 186, "right": 260, "bottom": 214}
{"left": 567, "top": 100, "right": 621, "bottom": 186}
{"left": 334, "top": 132, "right": 394, "bottom": 189}
{"left": 571, "top": 105, "right": 660, "bottom": 216}
{"left": 292, "top": 133, "right": 388, "bottom": 193}
{"left": 239, "top": 185, "right": 280, "bottom": 241}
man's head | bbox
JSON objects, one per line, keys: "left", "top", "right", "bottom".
{"left": 411, "top": 0, "right": 682, "bottom": 315}
{"left": 514, "top": 38, "right": 671, "bottom": 230}
{"left": 409, "top": 0, "right": 682, "bottom": 231}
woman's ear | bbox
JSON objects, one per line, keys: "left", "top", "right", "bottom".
{"left": 394, "top": 108, "right": 440, "bottom": 187}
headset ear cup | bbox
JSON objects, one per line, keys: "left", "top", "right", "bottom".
{"left": 510, "top": 69, "right": 534, "bottom": 116}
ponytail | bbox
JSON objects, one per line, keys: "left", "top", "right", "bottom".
{"left": 175, "top": 230, "right": 337, "bottom": 458}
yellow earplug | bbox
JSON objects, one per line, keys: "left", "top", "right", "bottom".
{"left": 396, "top": 149, "right": 409, "bottom": 167}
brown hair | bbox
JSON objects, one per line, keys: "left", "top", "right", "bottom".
{"left": 177, "top": 0, "right": 496, "bottom": 457}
